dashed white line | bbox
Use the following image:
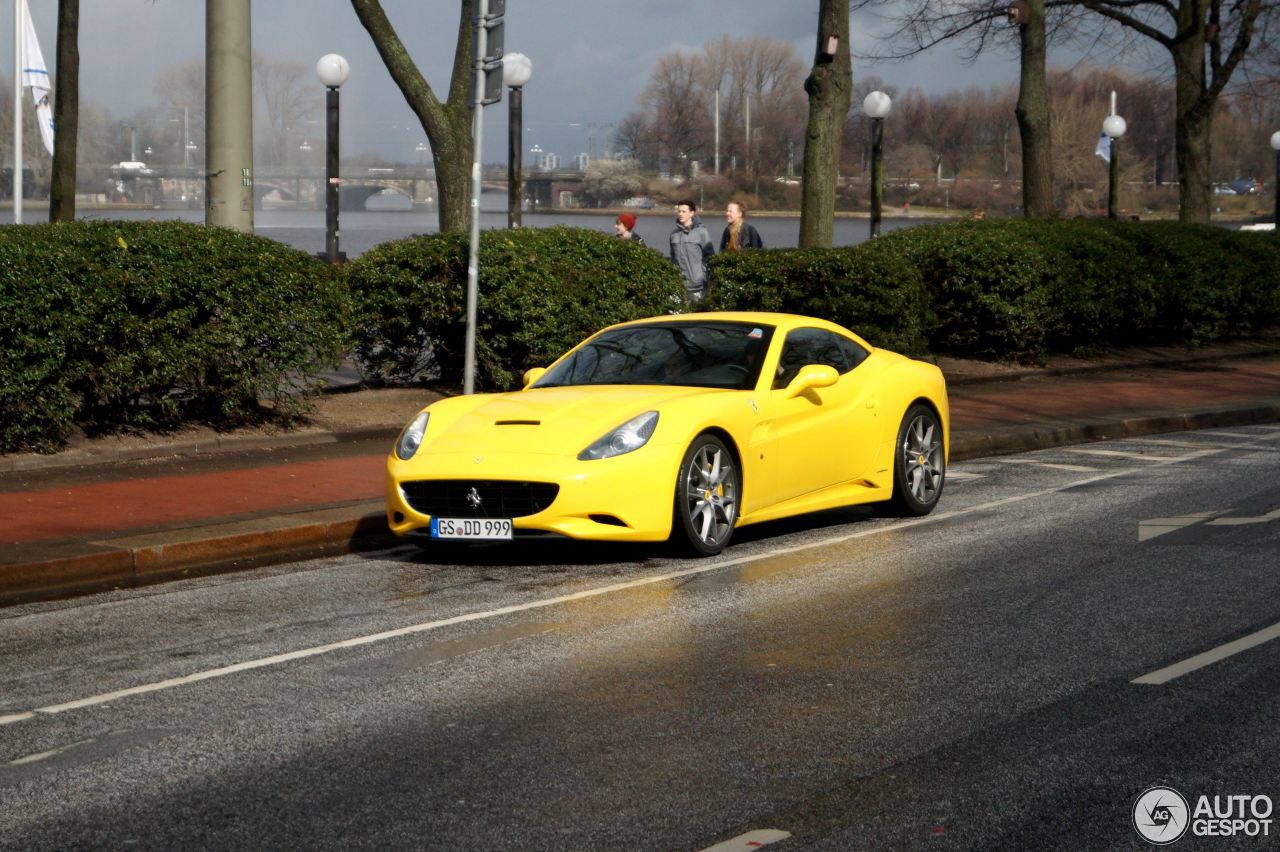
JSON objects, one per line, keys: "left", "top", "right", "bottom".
{"left": 1133, "top": 622, "right": 1280, "bottom": 685}
{"left": 700, "top": 829, "right": 792, "bottom": 851}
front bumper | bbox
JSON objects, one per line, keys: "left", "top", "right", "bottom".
{"left": 385, "top": 445, "right": 680, "bottom": 543}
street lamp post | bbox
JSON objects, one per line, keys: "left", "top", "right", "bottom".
{"left": 502, "top": 53, "right": 532, "bottom": 228}
{"left": 1103, "top": 95, "right": 1127, "bottom": 221}
{"left": 1271, "top": 130, "right": 1280, "bottom": 234}
{"left": 316, "top": 53, "right": 350, "bottom": 264}
{"left": 863, "top": 91, "right": 892, "bottom": 238}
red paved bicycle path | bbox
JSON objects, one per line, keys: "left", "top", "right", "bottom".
{"left": 2, "top": 358, "right": 1279, "bottom": 548}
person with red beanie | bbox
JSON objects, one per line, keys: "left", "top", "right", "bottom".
{"left": 614, "top": 212, "right": 645, "bottom": 245}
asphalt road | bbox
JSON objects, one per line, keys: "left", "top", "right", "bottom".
{"left": 3, "top": 426, "right": 1279, "bottom": 851}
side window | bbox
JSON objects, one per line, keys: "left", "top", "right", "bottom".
{"left": 837, "top": 334, "right": 870, "bottom": 370}
{"left": 773, "top": 328, "right": 850, "bottom": 389}
{"left": 772, "top": 328, "right": 871, "bottom": 389}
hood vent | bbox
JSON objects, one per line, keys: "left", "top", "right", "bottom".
{"left": 494, "top": 419, "right": 541, "bottom": 426}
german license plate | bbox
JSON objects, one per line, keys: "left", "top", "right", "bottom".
{"left": 430, "top": 517, "right": 513, "bottom": 541}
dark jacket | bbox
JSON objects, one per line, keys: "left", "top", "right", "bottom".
{"left": 719, "top": 223, "right": 764, "bottom": 252}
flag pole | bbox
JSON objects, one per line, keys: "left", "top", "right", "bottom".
{"left": 13, "top": 0, "right": 23, "bottom": 224}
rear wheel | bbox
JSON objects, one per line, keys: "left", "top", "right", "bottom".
{"left": 887, "top": 404, "right": 945, "bottom": 516}
{"left": 672, "top": 435, "right": 739, "bottom": 556}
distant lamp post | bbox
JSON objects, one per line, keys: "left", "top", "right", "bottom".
{"left": 1271, "top": 130, "right": 1280, "bottom": 233}
{"left": 1103, "top": 97, "right": 1127, "bottom": 221}
{"left": 144, "top": 146, "right": 153, "bottom": 160}
{"left": 316, "top": 53, "right": 350, "bottom": 264}
{"left": 502, "top": 52, "right": 533, "bottom": 228}
{"left": 184, "top": 139, "right": 198, "bottom": 168}
{"left": 863, "top": 90, "right": 892, "bottom": 238}
{"left": 415, "top": 141, "right": 428, "bottom": 165}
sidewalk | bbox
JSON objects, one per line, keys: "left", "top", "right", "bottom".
{"left": 4, "top": 343, "right": 1280, "bottom": 605}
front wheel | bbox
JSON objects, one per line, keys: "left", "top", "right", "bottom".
{"left": 887, "top": 404, "right": 945, "bottom": 516}
{"left": 672, "top": 435, "right": 739, "bottom": 556}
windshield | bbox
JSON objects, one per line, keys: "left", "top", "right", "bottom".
{"left": 535, "top": 321, "right": 776, "bottom": 390}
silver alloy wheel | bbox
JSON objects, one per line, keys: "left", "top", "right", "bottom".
{"left": 901, "top": 411, "right": 944, "bottom": 505}
{"left": 683, "top": 441, "right": 737, "bottom": 548}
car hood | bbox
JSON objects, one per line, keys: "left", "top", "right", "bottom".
{"left": 422, "top": 384, "right": 728, "bottom": 456}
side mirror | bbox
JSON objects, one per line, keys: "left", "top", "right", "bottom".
{"left": 522, "top": 367, "right": 547, "bottom": 388}
{"left": 786, "top": 364, "right": 839, "bottom": 399}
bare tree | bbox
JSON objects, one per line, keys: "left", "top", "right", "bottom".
{"left": 49, "top": 0, "right": 79, "bottom": 222}
{"left": 642, "top": 51, "right": 710, "bottom": 176}
{"left": 252, "top": 54, "right": 320, "bottom": 168}
{"left": 798, "top": 0, "right": 852, "bottom": 247}
{"left": 351, "top": 0, "right": 475, "bottom": 234}
{"left": 1068, "top": 0, "right": 1270, "bottom": 222}
{"left": 855, "top": 0, "right": 1066, "bottom": 217}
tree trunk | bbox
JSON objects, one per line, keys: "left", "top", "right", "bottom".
{"left": 1015, "top": 0, "right": 1053, "bottom": 218}
{"left": 798, "top": 0, "right": 852, "bottom": 249}
{"left": 49, "top": 0, "right": 79, "bottom": 223}
{"left": 351, "top": 0, "right": 474, "bottom": 234}
{"left": 1172, "top": 28, "right": 1212, "bottom": 223}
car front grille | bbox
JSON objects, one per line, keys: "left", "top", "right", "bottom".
{"left": 399, "top": 480, "right": 559, "bottom": 518}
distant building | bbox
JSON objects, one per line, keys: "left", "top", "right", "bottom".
{"left": 574, "top": 153, "right": 590, "bottom": 172}
{"left": 541, "top": 152, "right": 561, "bottom": 170}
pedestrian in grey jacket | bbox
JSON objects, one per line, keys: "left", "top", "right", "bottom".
{"left": 669, "top": 200, "right": 715, "bottom": 304}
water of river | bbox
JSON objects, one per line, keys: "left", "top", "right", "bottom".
{"left": 2, "top": 191, "right": 935, "bottom": 258}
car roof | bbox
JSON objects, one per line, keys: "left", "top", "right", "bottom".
{"left": 602, "top": 312, "right": 872, "bottom": 347}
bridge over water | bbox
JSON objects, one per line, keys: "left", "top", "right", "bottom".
{"left": 99, "top": 164, "right": 589, "bottom": 212}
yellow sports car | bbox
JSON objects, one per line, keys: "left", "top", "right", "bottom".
{"left": 386, "top": 312, "right": 947, "bottom": 556}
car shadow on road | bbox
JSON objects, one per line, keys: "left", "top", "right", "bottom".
{"left": 388, "top": 503, "right": 884, "bottom": 569}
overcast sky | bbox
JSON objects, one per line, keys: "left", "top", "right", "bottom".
{"left": 7, "top": 1, "right": 1089, "bottom": 166}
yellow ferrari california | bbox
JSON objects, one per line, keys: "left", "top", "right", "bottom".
{"left": 386, "top": 312, "right": 948, "bottom": 556}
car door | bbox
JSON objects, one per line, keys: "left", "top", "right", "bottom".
{"left": 758, "top": 328, "right": 882, "bottom": 503}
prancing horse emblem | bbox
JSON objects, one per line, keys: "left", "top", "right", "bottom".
{"left": 466, "top": 487, "right": 483, "bottom": 509}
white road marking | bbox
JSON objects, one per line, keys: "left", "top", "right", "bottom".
{"left": 1133, "top": 622, "right": 1280, "bottom": 685}
{"left": 1206, "top": 507, "right": 1280, "bottom": 526}
{"left": 4, "top": 431, "right": 1278, "bottom": 728}
{"left": 1197, "top": 431, "right": 1258, "bottom": 439}
{"left": 700, "top": 829, "right": 792, "bottom": 851}
{"left": 1038, "top": 463, "right": 1098, "bottom": 472}
{"left": 945, "top": 470, "right": 984, "bottom": 481}
{"left": 9, "top": 738, "right": 95, "bottom": 766}
{"left": 1064, "top": 448, "right": 1181, "bottom": 461}
{"left": 1138, "top": 511, "right": 1228, "bottom": 542}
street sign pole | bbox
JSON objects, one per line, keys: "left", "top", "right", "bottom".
{"left": 464, "top": 0, "right": 505, "bottom": 394}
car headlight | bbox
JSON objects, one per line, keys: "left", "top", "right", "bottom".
{"left": 578, "top": 411, "right": 659, "bottom": 461}
{"left": 395, "top": 411, "right": 431, "bottom": 460}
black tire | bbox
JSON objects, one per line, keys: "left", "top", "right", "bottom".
{"left": 887, "top": 403, "right": 945, "bottom": 516}
{"left": 672, "top": 434, "right": 740, "bottom": 556}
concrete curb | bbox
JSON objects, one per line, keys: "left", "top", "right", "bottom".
{"left": 4, "top": 401, "right": 1279, "bottom": 607}
{"left": 0, "top": 502, "right": 395, "bottom": 606}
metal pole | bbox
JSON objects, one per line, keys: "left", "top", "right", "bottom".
{"left": 14, "top": 0, "right": 23, "bottom": 224}
{"left": 870, "top": 116, "right": 884, "bottom": 238}
{"left": 1108, "top": 136, "right": 1119, "bottom": 220}
{"left": 464, "top": 0, "right": 489, "bottom": 395}
{"left": 325, "top": 86, "right": 340, "bottom": 263}
{"left": 1274, "top": 149, "right": 1279, "bottom": 235}
{"left": 508, "top": 84, "right": 522, "bottom": 228}
{"left": 713, "top": 87, "right": 720, "bottom": 175}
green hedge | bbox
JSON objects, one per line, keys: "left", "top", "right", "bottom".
{"left": 0, "top": 220, "right": 348, "bottom": 453}
{"left": 704, "top": 243, "right": 931, "bottom": 354}
{"left": 708, "top": 219, "right": 1280, "bottom": 364}
{"left": 346, "top": 226, "right": 687, "bottom": 390}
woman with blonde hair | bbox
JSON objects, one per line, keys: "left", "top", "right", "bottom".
{"left": 720, "top": 200, "right": 764, "bottom": 252}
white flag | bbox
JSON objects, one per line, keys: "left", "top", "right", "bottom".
{"left": 1094, "top": 132, "right": 1110, "bottom": 164}
{"left": 19, "top": 0, "right": 55, "bottom": 155}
